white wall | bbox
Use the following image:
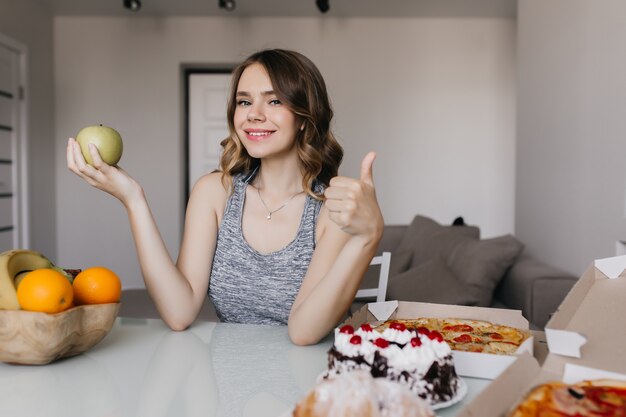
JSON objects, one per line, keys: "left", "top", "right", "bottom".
{"left": 0, "top": 0, "right": 56, "bottom": 259}
{"left": 54, "top": 16, "right": 516, "bottom": 287}
{"left": 517, "top": 0, "right": 626, "bottom": 275}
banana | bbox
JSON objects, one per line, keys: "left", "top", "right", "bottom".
{"left": 0, "top": 249, "right": 55, "bottom": 310}
{"left": 13, "top": 271, "right": 30, "bottom": 288}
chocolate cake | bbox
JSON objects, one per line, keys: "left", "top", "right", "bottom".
{"left": 321, "top": 322, "right": 462, "bottom": 407}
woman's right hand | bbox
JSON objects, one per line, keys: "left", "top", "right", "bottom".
{"left": 66, "top": 137, "right": 143, "bottom": 207}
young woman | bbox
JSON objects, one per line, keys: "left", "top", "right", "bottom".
{"left": 66, "top": 49, "right": 383, "bottom": 345}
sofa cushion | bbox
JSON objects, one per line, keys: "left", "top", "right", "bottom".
{"left": 390, "top": 215, "right": 479, "bottom": 276}
{"left": 411, "top": 225, "right": 481, "bottom": 268}
{"left": 387, "top": 257, "right": 480, "bottom": 306}
{"left": 394, "top": 215, "right": 524, "bottom": 307}
{"left": 447, "top": 234, "right": 524, "bottom": 306}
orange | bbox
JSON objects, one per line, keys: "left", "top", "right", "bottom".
{"left": 73, "top": 266, "right": 122, "bottom": 305}
{"left": 17, "top": 269, "right": 74, "bottom": 313}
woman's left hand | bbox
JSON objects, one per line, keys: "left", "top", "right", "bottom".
{"left": 323, "top": 151, "right": 384, "bottom": 242}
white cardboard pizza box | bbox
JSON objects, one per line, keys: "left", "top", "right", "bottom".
{"left": 544, "top": 254, "right": 626, "bottom": 358}
{"left": 341, "top": 300, "right": 534, "bottom": 379}
{"left": 457, "top": 256, "right": 626, "bottom": 417}
{"left": 457, "top": 352, "right": 626, "bottom": 417}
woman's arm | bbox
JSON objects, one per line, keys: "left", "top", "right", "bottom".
{"left": 288, "top": 152, "right": 384, "bottom": 345}
{"left": 67, "top": 138, "right": 225, "bottom": 330}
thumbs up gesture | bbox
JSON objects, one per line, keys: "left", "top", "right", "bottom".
{"left": 324, "top": 152, "right": 384, "bottom": 239}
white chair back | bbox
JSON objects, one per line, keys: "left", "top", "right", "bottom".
{"left": 354, "top": 252, "right": 391, "bottom": 303}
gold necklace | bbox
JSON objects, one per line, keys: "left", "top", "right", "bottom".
{"left": 256, "top": 187, "right": 303, "bottom": 220}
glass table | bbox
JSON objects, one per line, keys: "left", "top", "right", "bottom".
{"left": 0, "top": 318, "right": 492, "bottom": 417}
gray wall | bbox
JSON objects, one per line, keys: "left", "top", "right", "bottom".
{"left": 516, "top": 0, "right": 626, "bottom": 275}
{"left": 0, "top": 0, "right": 56, "bottom": 259}
{"left": 53, "top": 16, "right": 516, "bottom": 288}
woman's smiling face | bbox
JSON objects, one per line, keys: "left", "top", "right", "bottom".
{"left": 233, "top": 63, "right": 302, "bottom": 160}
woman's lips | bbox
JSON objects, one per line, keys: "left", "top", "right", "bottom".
{"left": 244, "top": 129, "right": 275, "bottom": 142}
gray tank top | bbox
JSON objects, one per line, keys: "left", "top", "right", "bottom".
{"left": 208, "top": 171, "right": 324, "bottom": 325}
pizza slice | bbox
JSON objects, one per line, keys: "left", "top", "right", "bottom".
{"left": 483, "top": 341, "right": 522, "bottom": 355}
{"left": 509, "top": 379, "right": 626, "bottom": 417}
{"left": 374, "top": 317, "right": 529, "bottom": 356}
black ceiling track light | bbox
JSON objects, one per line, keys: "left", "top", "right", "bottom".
{"left": 316, "top": 0, "right": 329, "bottom": 13}
{"left": 219, "top": 0, "right": 236, "bottom": 12}
{"left": 123, "top": 0, "right": 141, "bottom": 12}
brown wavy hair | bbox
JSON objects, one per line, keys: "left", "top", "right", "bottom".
{"left": 219, "top": 49, "right": 343, "bottom": 199}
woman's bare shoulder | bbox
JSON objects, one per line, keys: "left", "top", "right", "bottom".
{"left": 188, "top": 172, "right": 230, "bottom": 212}
{"left": 193, "top": 171, "right": 229, "bottom": 193}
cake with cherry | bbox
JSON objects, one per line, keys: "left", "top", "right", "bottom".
{"left": 322, "top": 322, "right": 462, "bottom": 407}
{"left": 294, "top": 371, "right": 434, "bottom": 417}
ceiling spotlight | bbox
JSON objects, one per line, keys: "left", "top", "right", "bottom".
{"left": 316, "top": 0, "right": 329, "bottom": 13}
{"left": 219, "top": 0, "right": 236, "bottom": 12}
{"left": 123, "top": 0, "right": 141, "bottom": 12}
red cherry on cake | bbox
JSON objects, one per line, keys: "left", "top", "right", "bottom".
{"left": 428, "top": 331, "right": 444, "bottom": 342}
{"left": 410, "top": 337, "right": 422, "bottom": 347}
{"left": 350, "top": 335, "right": 362, "bottom": 345}
{"left": 417, "top": 327, "right": 430, "bottom": 336}
{"left": 373, "top": 338, "right": 390, "bottom": 348}
{"left": 389, "top": 322, "right": 407, "bottom": 331}
{"left": 359, "top": 324, "right": 373, "bottom": 332}
{"left": 339, "top": 325, "right": 354, "bottom": 334}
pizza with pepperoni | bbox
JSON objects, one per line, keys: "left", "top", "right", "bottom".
{"left": 375, "top": 317, "right": 530, "bottom": 355}
{"left": 509, "top": 379, "right": 626, "bottom": 417}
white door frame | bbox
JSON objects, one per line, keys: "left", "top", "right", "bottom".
{"left": 182, "top": 66, "right": 233, "bottom": 202}
{"left": 0, "top": 32, "right": 29, "bottom": 248}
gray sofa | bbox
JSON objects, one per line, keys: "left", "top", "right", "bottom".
{"left": 356, "top": 216, "right": 578, "bottom": 330}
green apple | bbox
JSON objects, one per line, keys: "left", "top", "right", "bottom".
{"left": 76, "top": 124, "right": 123, "bottom": 166}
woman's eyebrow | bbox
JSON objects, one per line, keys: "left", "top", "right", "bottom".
{"left": 236, "top": 90, "right": 275, "bottom": 97}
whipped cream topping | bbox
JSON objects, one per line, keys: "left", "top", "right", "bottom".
{"left": 333, "top": 326, "right": 452, "bottom": 375}
{"left": 387, "top": 333, "right": 451, "bottom": 375}
{"left": 379, "top": 327, "right": 415, "bottom": 345}
{"left": 333, "top": 328, "right": 378, "bottom": 363}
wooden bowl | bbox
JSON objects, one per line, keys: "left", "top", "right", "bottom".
{"left": 0, "top": 303, "right": 120, "bottom": 365}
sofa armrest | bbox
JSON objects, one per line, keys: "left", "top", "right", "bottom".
{"left": 493, "top": 253, "right": 578, "bottom": 329}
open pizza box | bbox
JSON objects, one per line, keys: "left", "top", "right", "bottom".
{"left": 457, "top": 353, "right": 626, "bottom": 417}
{"left": 457, "top": 255, "right": 626, "bottom": 417}
{"left": 544, "top": 254, "right": 626, "bottom": 358}
{"left": 341, "top": 300, "right": 533, "bottom": 379}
